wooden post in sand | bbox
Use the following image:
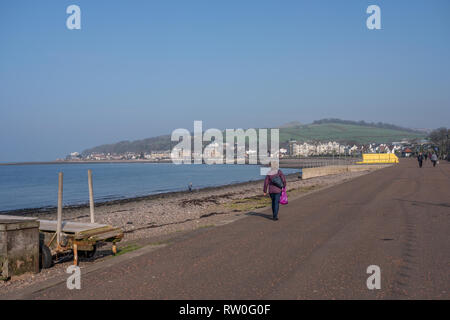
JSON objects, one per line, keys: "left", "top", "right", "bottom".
{"left": 73, "top": 243, "right": 78, "bottom": 266}
{"left": 88, "top": 169, "right": 95, "bottom": 223}
{"left": 57, "top": 172, "right": 63, "bottom": 246}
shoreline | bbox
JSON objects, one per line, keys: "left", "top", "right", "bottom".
{"left": 0, "top": 175, "right": 275, "bottom": 216}
{"left": 0, "top": 159, "right": 290, "bottom": 166}
{"left": 0, "top": 160, "right": 173, "bottom": 166}
{"left": 0, "top": 163, "right": 300, "bottom": 215}
{"left": 0, "top": 157, "right": 362, "bottom": 166}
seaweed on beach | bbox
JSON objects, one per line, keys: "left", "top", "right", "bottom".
{"left": 180, "top": 193, "right": 235, "bottom": 207}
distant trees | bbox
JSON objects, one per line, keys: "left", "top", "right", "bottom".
{"left": 82, "top": 135, "right": 172, "bottom": 156}
{"left": 312, "top": 118, "right": 421, "bottom": 133}
{"left": 428, "top": 127, "right": 450, "bottom": 159}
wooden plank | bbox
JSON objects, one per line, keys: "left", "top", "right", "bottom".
{"left": 38, "top": 220, "right": 112, "bottom": 234}
{"left": 75, "top": 229, "right": 123, "bottom": 241}
{"left": 75, "top": 225, "right": 116, "bottom": 238}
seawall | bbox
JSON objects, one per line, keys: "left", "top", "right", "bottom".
{"left": 302, "top": 164, "right": 391, "bottom": 180}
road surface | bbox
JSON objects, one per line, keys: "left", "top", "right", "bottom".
{"left": 26, "top": 160, "right": 450, "bottom": 299}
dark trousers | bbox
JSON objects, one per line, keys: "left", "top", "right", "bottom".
{"left": 432, "top": 160, "right": 437, "bottom": 167}
{"left": 270, "top": 193, "right": 281, "bottom": 219}
{"left": 418, "top": 161, "right": 423, "bottom": 168}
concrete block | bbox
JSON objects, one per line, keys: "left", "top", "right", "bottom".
{"left": 0, "top": 217, "right": 40, "bottom": 279}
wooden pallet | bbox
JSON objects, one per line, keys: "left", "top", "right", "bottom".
{"left": 38, "top": 220, "right": 122, "bottom": 241}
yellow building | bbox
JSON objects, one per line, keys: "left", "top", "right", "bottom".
{"left": 357, "top": 153, "right": 399, "bottom": 164}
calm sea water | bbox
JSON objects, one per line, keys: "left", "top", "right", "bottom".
{"left": 0, "top": 163, "right": 298, "bottom": 212}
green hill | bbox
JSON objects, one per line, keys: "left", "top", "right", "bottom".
{"left": 279, "top": 122, "right": 424, "bottom": 145}
{"left": 82, "top": 135, "right": 173, "bottom": 155}
{"left": 82, "top": 120, "right": 425, "bottom": 155}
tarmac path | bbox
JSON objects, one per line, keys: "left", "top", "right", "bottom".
{"left": 25, "top": 159, "right": 450, "bottom": 299}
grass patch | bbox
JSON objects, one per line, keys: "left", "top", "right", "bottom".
{"left": 225, "top": 196, "right": 271, "bottom": 212}
{"left": 283, "top": 184, "right": 324, "bottom": 197}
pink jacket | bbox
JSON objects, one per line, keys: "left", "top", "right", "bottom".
{"left": 263, "top": 170, "right": 286, "bottom": 194}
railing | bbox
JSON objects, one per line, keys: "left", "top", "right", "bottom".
{"left": 279, "top": 156, "right": 363, "bottom": 169}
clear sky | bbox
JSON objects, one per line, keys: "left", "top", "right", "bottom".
{"left": 1, "top": 0, "right": 449, "bottom": 161}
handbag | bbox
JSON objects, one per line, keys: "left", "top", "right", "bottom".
{"left": 270, "top": 173, "right": 284, "bottom": 189}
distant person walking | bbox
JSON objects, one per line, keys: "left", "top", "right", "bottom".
{"left": 263, "top": 162, "right": 286, "bottom": 221}
{"left": 431, "top": 153, "right": 438, "bottom": 167}
{"left": 417, "top": 153, "right": 423, "bottom": 168}
{"left": 188, "top": 182, "right": 193, "bottom": 192}
{"left": 424, "top": 153, "right": 428, "bottom": 161}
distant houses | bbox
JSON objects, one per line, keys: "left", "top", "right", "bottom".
{"left": 287, "top": 141, "right": 406, "bottom": 157}
{"left": 69, "top": 151, "right": 172, "bottom": 161}
{"left": 66, "top": 138, "right": 425, "bottom": 162}
{"left": 65, "top": 152, "right": 82, "bottom": 161}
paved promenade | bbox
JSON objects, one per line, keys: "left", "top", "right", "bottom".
{"left": 13, "top": 160, "right": 450, "bottom": 299}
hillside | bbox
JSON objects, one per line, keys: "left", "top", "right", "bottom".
{"left": 279, "top": 122, "right": 425, "bottom": 145}
{"left": 82, "top": 135, "right": 172, "bottom": 155}
{"left": 82, "top": 120, "right": 425, "bottom": 155}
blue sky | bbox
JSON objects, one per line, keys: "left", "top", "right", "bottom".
{"left": 1, "top": 0, "right": 449, "bottom": 161}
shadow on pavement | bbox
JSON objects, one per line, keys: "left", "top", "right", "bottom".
{"left": 245, "top": 212, "right": 274, "bottom": 220}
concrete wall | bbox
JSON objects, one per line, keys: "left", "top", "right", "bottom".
{"left": 0, "top": 219, "right": 39, "bottom": 279}
{"left": 301, "top": 164, "right": 390, "bottom": 180}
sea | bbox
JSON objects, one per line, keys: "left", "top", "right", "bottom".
{"left": 0, "top": 163, "right": 299, "bottom": 212}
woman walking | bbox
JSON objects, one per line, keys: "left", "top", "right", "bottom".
{"left": 431, "top": 153, "right": 438, "bottom": 167}
{"left": 263, "top": 162, "right": 287, "bottom": 221}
